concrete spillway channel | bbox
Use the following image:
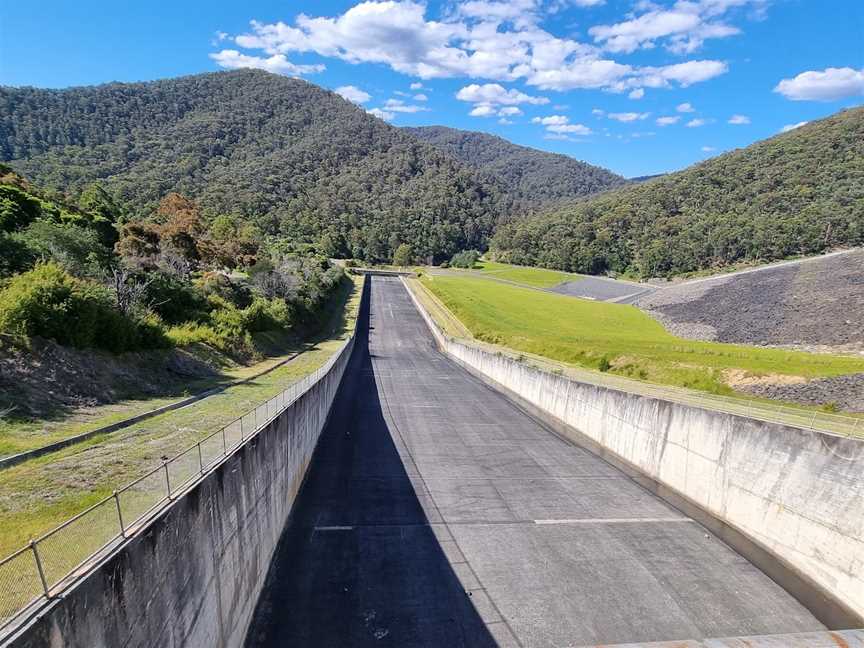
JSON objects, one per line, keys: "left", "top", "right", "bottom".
{"left": 244, "top": 276, "right": 841, "bottom": 647}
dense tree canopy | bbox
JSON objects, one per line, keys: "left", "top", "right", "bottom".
{"left": 0, "top": 70, "right": 509, "bottom": 263}
{"left": 491, "top": 108, "right": 864, "bottom": 277}
{"left": 404, "top": 126, "right": 625, "bottom": 214}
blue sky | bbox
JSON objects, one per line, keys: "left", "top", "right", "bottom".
{"left": 1, "top": 0, "right": 862, "bottom": 177}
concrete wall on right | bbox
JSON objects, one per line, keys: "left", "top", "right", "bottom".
{"left": 405, "top": 279, "right": 864, "bottom": 627}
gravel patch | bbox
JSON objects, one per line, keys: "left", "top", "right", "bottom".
{"left": 734, "top": 373, "right": 864, "bottom": 413}
{"left": 636, "top": 250, "right": 864, "bottom": 349}
{"left": 635, "top": 250, "right": 864, "bottom": 411}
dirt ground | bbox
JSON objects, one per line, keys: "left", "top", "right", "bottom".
{"left": 0, "top": 337, "right": 223, "bottom": 421}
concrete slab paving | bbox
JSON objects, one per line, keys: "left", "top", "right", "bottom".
{"left": 244, "top": 276, "right": 826, "bottom": 647}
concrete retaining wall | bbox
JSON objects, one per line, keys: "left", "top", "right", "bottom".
{"left": 405, "top": 278, "right": 864, "bottom": 627}
{"left": 2, "top": 285, "right": 367, "bottom": 648}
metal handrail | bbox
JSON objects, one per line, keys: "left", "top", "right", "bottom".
{"left": 0, "top": 333, "right": 355, "bottom": 633}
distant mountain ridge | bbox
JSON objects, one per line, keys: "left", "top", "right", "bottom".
{"left": 0, "top": 70, "right": 507, "bottom": 262}
{"left": 405, "top": 125, "right": 625, "bottom": 214}
{"left": 491, "top": 107, "right": 864, "bottom": 277}
{"left": 0, "top": 70, "right": 627, "bottom": 263}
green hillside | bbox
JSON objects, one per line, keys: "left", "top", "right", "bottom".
{"left": 405, "top": 125, "right": 624, "bottom": 213}
{"left": 491, "top": 108, "right": 864, "bottom": 277}
{"left": 0, "top": 70, "right": 504, "bottom": 263}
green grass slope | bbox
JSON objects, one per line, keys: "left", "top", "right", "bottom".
{"left": 491, "top": 107, "right": 864, "bottom": 277}
{"left": 421, "top": 274, "right": 864, "bottom": 394}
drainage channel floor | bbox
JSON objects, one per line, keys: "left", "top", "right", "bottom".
{"left": 244, "top": 276, "right": 824, "bottom": 648}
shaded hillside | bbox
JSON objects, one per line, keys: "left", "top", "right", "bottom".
{"left": 0, "top": 70, "right": 504, "bottom": 262}
{"left": 405, "top": 125, "right": 624, "bottom": 213}
{"left": 491, "top": 108, "right": 864, "bottom": 277}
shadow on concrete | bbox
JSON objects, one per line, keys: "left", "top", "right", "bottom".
{"left": 244, "top": 281, "right": 497, "bottom": 647}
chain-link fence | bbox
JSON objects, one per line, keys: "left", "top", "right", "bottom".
{"left": 0, "top": 335, "right": 352, "bottom": 633}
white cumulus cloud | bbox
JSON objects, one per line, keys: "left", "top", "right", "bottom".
{"left": 532, "top": 114, "right": 592, "bottom": 135}
{"left": 780, "top": 121, "right": 809, "bottom": 133}
{"left": 588, "top": 0, "right": 759, "bottom": 55}
{"left": 498, "top": 106, "right": 523, "bottom": 116}
{"left": 216, "top": 2, "right": 733, "bottom": 95}
{"left": 656, "top": 115, "right": 680, "bottom": 125}
{"left": 470, "top": 104, "right": 498, "bottom": 117}
{"left": 209, "top": 50, "right": 325, "bottom": 76}
{"left": 335, "top": 85, "right": 371, "bottom": 103}
{"left": 383, "top": 98, "right": 430, "bottom": 113}
{"left": 728, "top": 114, "right": 750, "bottom": 124}
{"left": 676, "top": 102, "right": 695, "bottom": 112}
{"left": 686, "top": 117, "right": 709, "bottom": 127}
{"left": 628, "top": 88, "right": 645, "bottom": 99}
{"left": 608, "top": 112, "right": 650, "bottom": 122}
{"left": 774, "top": 67, "right": 864, "bottom": 101}
{"left": 367, "top": 107, "right": 395, "bottom": 121}
{"left": 456, "top": 83, "right": 549, "bottom": 105}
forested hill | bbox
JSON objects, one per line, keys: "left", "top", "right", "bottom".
{"left": 492, "top": 107, "right": 864, "bottom": 278}
{"left": 0, "top": 70, "right": 505, "bottom": 262}
{"left": 405, "top": 125, "right": 624, "bottom": 213}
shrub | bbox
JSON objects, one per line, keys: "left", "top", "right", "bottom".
{"left": 0, "top": 262, "right": 169, "bottom": 352}
{"left": 392, "top": 243, "right": 413, "bottom": 267}
{"left": 598, "top": 355, "right": 612, "bottom": 372}
{"left": 450, "top": 249, "right": 481, "bottom": 269}
{"left": 145, "top": 273, "right": 210, "bottom": 325}
{"left": 0, "top": 263, "right": 112, "bottom": 347}
{"left": 12, "top": 220, "right": 111, "bottom": 277}
{"left": 0, "top": 186, "right": 41, "bottom": 233}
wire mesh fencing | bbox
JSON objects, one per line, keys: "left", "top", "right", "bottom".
{"left": 0, "top": 334, "right": 354, "bottom": 634}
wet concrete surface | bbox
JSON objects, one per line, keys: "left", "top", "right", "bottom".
{"left": 244, "top": 276, "right": 824, "bottom": 647}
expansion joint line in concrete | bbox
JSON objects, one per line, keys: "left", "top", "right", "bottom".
{"left": 372, "top": 370, "right": 526, "bottom": 648}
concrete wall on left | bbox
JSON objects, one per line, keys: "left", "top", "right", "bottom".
{"left": 3, "top": 283, "right": 367, "bottom": 648}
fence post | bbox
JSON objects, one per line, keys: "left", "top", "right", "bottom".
{"left": 853, "top": 417, "right": 861, "bottom": 436}
{"left": 163, "top": 461, "right": 171, "bottom": 497}
{"left": 808, "top": 410, "right": 818, "bottom": 429}
{"left": 197, "top": 442, "right": 204, "bottom": 474}
{"left": 30, "top": 541, "right": 50, "bottom": 598}
{"left": 114, "top": 490, "right": 126, "bottom": 537}
{"left": 240, "top": 416, "right": 245, "bottom": 442}
{"left": 221, "top": 427, "right": 227, "bottom": 455}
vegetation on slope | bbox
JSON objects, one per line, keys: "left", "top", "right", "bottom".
{"left": 405, "top": 125, "right": 624, "bottom": 213}
{"left": 0, "top": 167, "right": 348, "bottom": 418}
{"left": 421, "top": 274, "right": 864, "bottom": 395}
{"left": 467, "top": 260, "right": 581, "bottom": 288}
{"left": 491, "top": 108, "right": 864, "bottom": 277}
{"left": 0, "top": 70, "right": 508, "bottom": 263}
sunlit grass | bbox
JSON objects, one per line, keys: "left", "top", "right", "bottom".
{"left": 466, "top": 260, "right": 582, "bottom": 288}
{"left": 422, "top": 274, "right": 864, "bottom": 394}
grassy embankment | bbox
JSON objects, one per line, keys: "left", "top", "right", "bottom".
{"left": 420, "top": 272, "right": 864, "bottom": 394}
{"left": 0, "top": 274, "right": 363, "bottom": 559}
{"left": 460, "top": 260, "right": 582, "bottom": 288}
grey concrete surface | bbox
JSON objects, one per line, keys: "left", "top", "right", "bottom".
{"left": 412, "top": 277, "right": 864, "bottom": 630}
{"left": 245, "top": 277, "right": 825, "bottom": 647}
{"left": 2, "top": 299, "right": 360, "bottom": 648}
{"left": 550, "top": 276, "right": 655, "bottom": 303}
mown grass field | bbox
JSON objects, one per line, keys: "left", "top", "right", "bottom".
{"left": 0, "top": 275, "right": 363, "bottom": 559}
{"left": 466, "top": 260, "right": 582, "bottom": 288}
{"left": 421, "top": 274, "right": 864, "bottom": 394}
